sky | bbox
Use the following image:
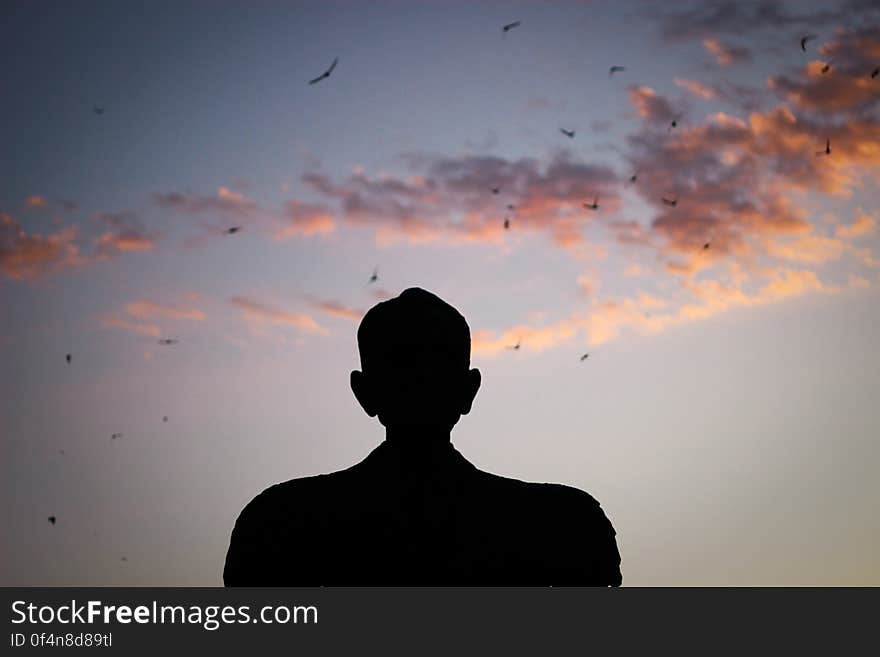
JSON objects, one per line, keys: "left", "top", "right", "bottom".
{"left": 2, "top": 0, "right": 879, "bottom": 586}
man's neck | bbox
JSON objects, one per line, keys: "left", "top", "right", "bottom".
{"left": 385, "top": 424, "right": 451, "bottom": 446}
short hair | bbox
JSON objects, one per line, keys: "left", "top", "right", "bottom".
{"left": 357, "top": 288, "right": 470, "bottom": 372}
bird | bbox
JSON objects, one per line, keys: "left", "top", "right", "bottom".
{"left": 668, "top": 114, "right": 682, "bottom": 130}
{"left": 366, "top": 268, "right": 379, "bottom": 286}
{"left": 661, "top": 196, "right": 678, "bottom": 207}
{"left": 66, "top": 353, "right": 72, "bottom": 364}
{"left": 628, "top": 170, "right": 639, "bottom": 184}
{"left": 815, "top": 138, "right": 831, "bottom": 156}
{"left": 507, "top": 340, "right": 521, "bottom": 351}
{"left": 502, "top": 20, "right": 521, "bottom": 33}
{"left": 111, "top": 433, "right": 123, "bottom": 441}
{"left": 308, "top": 57, "right": 338, "bottom": 85}
{"left": 224, "top": 226, "right": 241, "bottom": 235}
{"left": 583, "top": 196, "right": 600, "bottom": 211}
{"left": 608, "top": 66, "right": 627, "bottom": 77}
{"left": 503, "top": 217, "right": 511, "bottom": 230}
{"left": 871, "top": 67, "right": 879, "bottom": 79}
{"left": 560, "top": 128, "right": 576, "bottom": 138}
{"left": 59, "top": 449, "right": 66, "bottom": 456}
{"left": 491, "top": 187, "right": 500, "bottom": 194}
{"left": 703, "top": 242, "right": 710, "bottom": 250}
{"left": 580, "top": 353, "right": 590, "bottom": 362}
{"left": 821, "top": 59, "right": 833, "bottom": 74}
{"left": 157, "top": 338, "right": 178, "bottom": 345}
{"left": 93, "top": 106, "right": 104, "bottom": 115}
{"left": 800, "top": 34, "right": 817, "bottom": 52}
{"left": 48, "top": 516, "right": 56, "bottom": 526}
{"left": 162, "top": 416, "right": 168, "bottom": 423}
{"left": 506, "top": 203, "right": 516, "bottom": 212}
{"left": 121, "top": 556, "right": 127, "bottom": 562}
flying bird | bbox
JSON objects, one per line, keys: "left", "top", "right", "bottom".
{"left": 559, "top": 128, "right": 576, "bottom": 138}
{"left": 608, "top": 66, "right": 627, "bottom": 77}
{"left": 661, "top": 196, "right": 678, "bottom": 207}
{"left": 800, "top": 34, "right": 817, "bottom": 52}
{"left": 121, "top": 556, "right": 128, "bottom": 562}
{"left": 628, "top": 170, "right": 639, "bottom": 184}
{"left": 503, "top": 217, "right": 511, "bottom": 230}
{"left": 821, "top": 59, "right": 833, "bottom": 74}
{"left": 703, "top": 242, "right": 710, "bottom": 250}
{"left": 506, "top": 204, "right": 516, "bottom": 212}
{"left": 157, "top": 338, "right": 178, "bottom": 345}
{"left": 111, "top": 433, "right": 123, "bottom": 441}
{"left": 502, "top": 20, "right": 521, "bottom": 33}
{"left": 580, "top": 353, "right": 590, "bottom": 362}
{"left": 366, "top": 268, "right": 379, "bottom": 286}
{"left": 815, "top": 138, "right": 830, "bottom": 156}
{"left": 48, "top": 516, "right": 56, "bottom": 526}
{"left": 59, "top": 449, "right": 66, "bottom": 456}
{"left": 162, "top": 416, "right": 168, "bottom": 423}
{"left": 583, "top": 196, "right": 599, "bottom": 211}
{"left": 491, "top": 187, "right": 500, "bottom": 194}
{"left": 871, "top": 67, "right": 879, "bottom": 79}
{"left": 66, "top": 353, "right": 72, "bottom": 364}
{"left": 308, "top": 57, "right": 338, "bottom": 85}
{"left": 224, "top": 226, "right": 241, "bottom": 235}
{"left": 668, "top": 114, "right": 682, "bottom": 130}
{"left": 507, "top": 340, "right": 521, "bottom": 351}
{"left": 93, "top": 106, "right": 104, "bottom": 115}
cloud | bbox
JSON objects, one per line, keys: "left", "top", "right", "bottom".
{"left": 275, "top": 201, "right": 336, "bottom": 239}
{"left": 836, "top": 212, "right": 877, "bottom": 239}
{"left": 93, "top": 212, "right": 158, "bottom": 255}
{"left": 25, "top": 196, "right": 47, "bottom": 209}
{"left": 0, "top": 213, "right": 86, "bottom": 280}
{"left": 302, "top": 152, "right": 619, "bottom": 250}
{"left": 702, "top": 38, "right": 752, "bottom": 66}
{"left": 308, "top": 299, "right": 363, "bottom": 322}
{"left": 229, "top": 296, "right": 328, "bottom": 335}
{"left": 100, "top": 317, "right": 161, "bottom": 338}
{"left": 154, "top": 187, "right": 259, "bottom": 217}
{"left": 125, "top": 300, "right": 206, "bottom": 322}
{"left": 675, "top": 77, "right": 718, "bottom": 101}
{"left": 652, "top": 1, "right": 872, "bottom": 42}
{"left": 768, "top": 26, "right": 880, "bottom": 113}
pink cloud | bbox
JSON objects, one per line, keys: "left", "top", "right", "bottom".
{"left": 125, "top": 300, "right": 206, "bottom": 322}
{"left": 702, "top": 38, "right": 752, "bottom": 66}
{"left": 0, "top": 213, "right": 87, "bottom": 280}
{"left": 229, "top": 296, "right": 328, "bottom": 335}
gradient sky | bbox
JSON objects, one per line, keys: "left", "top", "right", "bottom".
{"left": 2, "top": 0, "right": 880, "bottom": 586}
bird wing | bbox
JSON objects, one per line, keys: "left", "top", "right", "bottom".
{"left": 326, "top": 57, "right": 338, "bottom": 75}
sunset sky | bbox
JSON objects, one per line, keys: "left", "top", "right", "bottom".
{"left": 2, "top": 0, "right": 879, "bottom": 586}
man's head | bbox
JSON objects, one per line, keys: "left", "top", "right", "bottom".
{"left": 351, "top": 288, "right": 481, "bottom": 434}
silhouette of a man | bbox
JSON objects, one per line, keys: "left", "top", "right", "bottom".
{"left": 224, "top": 288, "right": 622, "bottom": 585}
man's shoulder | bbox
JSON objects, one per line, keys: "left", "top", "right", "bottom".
{"left": 235, "top": 467, "right": 354, "bottom": 525}
{"left": 475, "top": 469, "right": 606, "bottom": 514}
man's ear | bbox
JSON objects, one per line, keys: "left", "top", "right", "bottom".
{"left": 350, "top": 370, "right": 378, "bottom": 417}
{"left": 460, "top": 368, "right": 481, "bottom": 415}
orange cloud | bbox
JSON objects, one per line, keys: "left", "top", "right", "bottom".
{"left": 628, "top": 86, "right": 678, "bottom": 124}
{"left": 101, "top": 317, "right": 161, "bottom": 337}
{"left": 702, "top": 38, "right": 751, "bottom": 66}
{"left": 309, "top": 299, "right": 363, "bottom": 322}
{"left": 0, "top": 213, "right": 86, "bottom": 280}
{"left": 302, "top": 152, "right": 619, "bottom": 250}
{"left": 836, "top": 212, "right": 876, "bottom": 239}
{"left": 674, "top": 77, "right": 717, "bottom": 101}
{"left": 25, "top": 196, "right": 47, "bottom": 209}
{"left": 275, "top": 201, "right": 336, "bottom": 239}
{"left": 125, "top": 300, "right": 206, "bottom": 322}
{"left": 229, "top": 296, "right": 328, "bottom": 335}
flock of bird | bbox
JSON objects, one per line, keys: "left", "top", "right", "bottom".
{"left": 52, "top": 17, "right": 878, "bottom": 545}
